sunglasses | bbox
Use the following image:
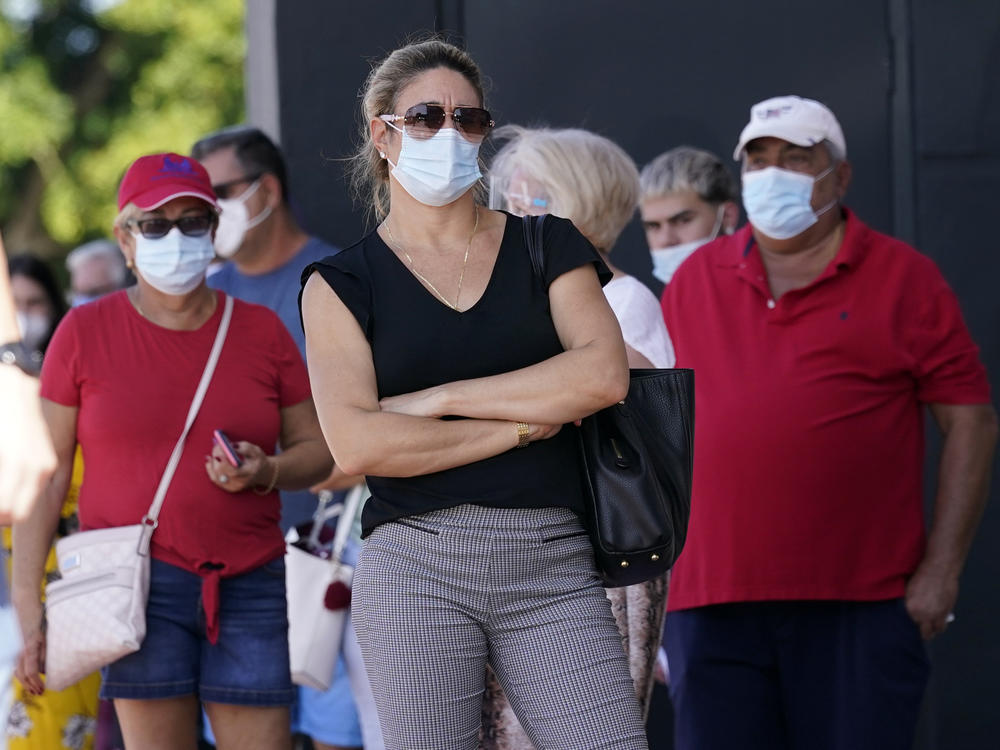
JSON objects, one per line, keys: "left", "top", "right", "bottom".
{"left": 129, "top": 214, "right": 215, "bottom": 240}
{"left": 212, "top": 173, "right": 262, "bottom": 200}
{"left": 380, "top": 103, "right": 495, "bottom": 141}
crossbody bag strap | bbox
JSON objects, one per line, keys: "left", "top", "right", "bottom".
{"left": 139, "top": 294, "right": 234, "bottom": 554}
{"left": 522, "top": 214, "right": 547, "bottom": 282}
{"left": 329, "top": 484, "right": 366, "bottom": 567}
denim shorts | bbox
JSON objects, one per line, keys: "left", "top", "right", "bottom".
{"left": 100, "top": 557, "right": 295, "bottom": 706}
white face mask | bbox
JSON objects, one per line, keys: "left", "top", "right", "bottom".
{"left": 741, "top": 165, "right": 836, "bottom": 240}
{"left": 214, "top": 180, "right": 273, "bottom": 258}
{"left": 17, "top": 311, "right": 51, "bottom": 352}
{"left": 383, "top": 125, "right": 482, "bottom": 206}
{"left": 133, "top": 227, "right": 215, "bottom": 296}
{"left": 650, "top": 205, "right": 726, "bottom": 284}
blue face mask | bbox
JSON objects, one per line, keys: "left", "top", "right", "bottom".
{"left": 741, "top": 165, "right": 836, "bottom": 240}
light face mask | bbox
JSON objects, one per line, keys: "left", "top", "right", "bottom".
{"left": 17, "top": 311, "right": 52, "bottom": 353}
{"left": 383, "top": 124, "right": 482, "bottom": 207}
{"left": 741, "top": 165, "right": 836, "bottom": 240}
{"left": 133, "top": 227, "right": 215, "bottom": 296}
{"left": 215, "top": 180, "right": 273, "bottom": 258}
{"left": 650, "top": 205, "right": 726, "bottom": 284}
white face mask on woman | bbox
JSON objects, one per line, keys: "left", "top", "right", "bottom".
{"left": 133, "top": 227, "right": 215, "bottom": 296}
{"left": 17, "top": 311, "right": 52, "bottom": 353}
{"left": 383, "top": 125, "right": 482, "bottom": 207}
{"left": 214, "top": 180, "right": 273, "bottom": 259}
{"left": 650, "top": 205, "right": 727, "bottom": 284}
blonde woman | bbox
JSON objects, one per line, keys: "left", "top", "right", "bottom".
{"left": 300, "top": 39, "right": 648, "bottom": 750}
{"left": 488, "top": 126, "right": 673, "bottom": 745}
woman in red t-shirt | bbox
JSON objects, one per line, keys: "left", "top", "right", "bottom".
{"left": 11, "top": 153, "right": 332, "bottom": 750}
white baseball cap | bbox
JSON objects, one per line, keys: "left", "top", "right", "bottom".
{"left": 732, "top": 95, "right": 846, "bottom": 161}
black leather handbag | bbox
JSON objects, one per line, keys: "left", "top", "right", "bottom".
{"left": 523, "top": 215, "right": 695, "bottom": 587}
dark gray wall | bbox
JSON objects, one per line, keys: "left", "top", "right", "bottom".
{"left": 260, "top": 2, "right": 1000, "bottom": 747}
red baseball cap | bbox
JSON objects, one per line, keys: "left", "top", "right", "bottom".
{"left": 117, "top": 152, "right": 219, "bottom": 212}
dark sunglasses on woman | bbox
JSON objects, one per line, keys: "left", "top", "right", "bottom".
{"left": 128, "top": 214, "right": 215, "bottom": 240}
{"left": 381, "top": 103, "right": 495, "bottom": 141}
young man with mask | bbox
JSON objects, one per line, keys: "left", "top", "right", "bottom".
{"left": 661, "top": 95, "right": 997, "bottom": 750}
{"left": 639, "top": 146, "right": 739, "bottom": 285}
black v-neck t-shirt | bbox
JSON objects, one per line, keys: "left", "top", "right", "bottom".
{"left": 303, "top": 212, "right": 611, "bottom": 536}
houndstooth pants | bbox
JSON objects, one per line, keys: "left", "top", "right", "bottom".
{"left": 353, "top": 504, "right": 648, "bottom": 750}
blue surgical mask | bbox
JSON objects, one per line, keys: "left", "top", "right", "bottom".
{"left": 741, "top": 165, "right": 836, "bottom": 240}
{"left": 133, "top": 227, "right": 214, "bottom": 296}
{"left": 383, "top": 125, "right": 482, "bottom": 207}
{"left": 650, "top": 205, "right": 727, "bottom": 283}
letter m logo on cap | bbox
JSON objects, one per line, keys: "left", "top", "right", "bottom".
{"left": 155, "top": 155, "right": 198, "bottom": 180}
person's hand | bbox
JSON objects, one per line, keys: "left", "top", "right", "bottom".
{"left": 13, "top": 602, "right": 46, "bottom": 695}
{"left": 0, "top": 367, "right": 56, "bottom": 525}
{"left": 904, "top": 561, "right": 959, "bottom": 640}
{"left": 204, "top": 441, "right": 274, "bottom": 493}
{"left": 310, "top": 465, "right": 364, "bottom": 493}
{"left": 379, "top": 386, "right": 446, "bottom": 418}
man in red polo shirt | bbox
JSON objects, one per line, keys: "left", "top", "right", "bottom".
{"left": 661, "top": 95, "right": 997, "bottom": 750}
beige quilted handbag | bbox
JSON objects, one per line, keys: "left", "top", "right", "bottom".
{"left": 43, "top": 295, "right": 233, "bottom": 691}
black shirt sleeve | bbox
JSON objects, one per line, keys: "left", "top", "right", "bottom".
{"left": 538, "top": 214, "right": 613, "bottom": 289}
{"left": 300, "top": 246, "right": 373, "bottom": 339}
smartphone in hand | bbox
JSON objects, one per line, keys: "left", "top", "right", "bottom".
{"left": 212, "top": 429, "right": 243, "bottom": 468}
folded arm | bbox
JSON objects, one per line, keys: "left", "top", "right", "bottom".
{"left": 302, "top": 274, "right": 563, "bottom": 478}
{"left": 378, "top": 264, "right": 629, "bottom": 424}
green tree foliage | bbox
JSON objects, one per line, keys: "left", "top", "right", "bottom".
{"left": 0, "top": 0, "right": 244, "bottom": 259}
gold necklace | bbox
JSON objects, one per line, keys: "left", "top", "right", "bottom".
{"left": 383, "top": 205, "right": 480, "bottom": 311}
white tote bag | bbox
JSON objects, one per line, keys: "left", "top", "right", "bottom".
{"left": 43, "top": 296, "right": 233, "bottom": 692}
{"left": 285, "top": 484, "right": 365, "bottom": 691}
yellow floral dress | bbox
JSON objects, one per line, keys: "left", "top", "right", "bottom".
{"left": 4, "top": 447, "right": 100, "bottom": 750}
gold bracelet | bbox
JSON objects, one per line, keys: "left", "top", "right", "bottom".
{"left": 254, "top": 458, "right": 280, "bottom": 495}
{"left": 516, "top": 422, "right": 531, "bottom": 449}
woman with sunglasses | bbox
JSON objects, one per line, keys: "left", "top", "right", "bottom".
{"left": 12, "top": 153, "right": 332, "bottom": 750}
{"left": 300, "top": 39, "right": 648, "bottom": 750}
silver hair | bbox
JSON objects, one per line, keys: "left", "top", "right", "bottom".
{"left": 66, "top": 239, "right": 127, "bottom": 286}
{"left": 639, "top": 146, "right": 738, "bottom": 205}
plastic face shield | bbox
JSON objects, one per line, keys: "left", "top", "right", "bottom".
{"left": 488, "top": 174, "right": 550, "bottom": 216}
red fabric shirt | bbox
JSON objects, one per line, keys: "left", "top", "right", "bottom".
{"left": 662, "top": 210, "right": 990, "bottom": 612}
{"left": 41, "top": 290, "right": 310, "bottom": 637}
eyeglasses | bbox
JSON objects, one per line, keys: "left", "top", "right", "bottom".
{"left": 380, "top": 104, "right": 495, "bottom": 141}
{"left": 212, "top": 173, "right": 261, "bottom": 200}
{"left": 128, "top": 214, "right": 215, "bottom": 239}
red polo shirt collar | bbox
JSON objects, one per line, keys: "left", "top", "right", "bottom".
{"left": 717, "top": 207, "right": 866, "bottom": 269}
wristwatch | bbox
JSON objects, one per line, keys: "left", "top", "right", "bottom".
{"left": 0, "top": 340, "right": 42, "bottom": 376}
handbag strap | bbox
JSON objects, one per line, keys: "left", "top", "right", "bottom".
{"left": 139, "top": 294, "right": 234, "bottom": 554}
{"left": 329, "top": 484, "right": 365, "bottom": 567}
{"left": 522, "top": 214, "right": 547, "bottom": 282}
